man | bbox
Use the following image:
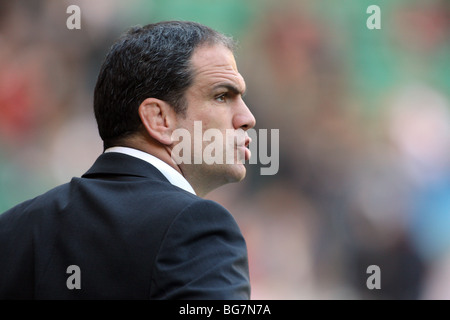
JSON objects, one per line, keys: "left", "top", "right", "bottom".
{"left": 0, "top": 21, "right": 255, "bottom": 299}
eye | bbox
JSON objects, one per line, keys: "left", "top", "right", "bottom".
{"left": 215, "top": 93, "right": 227, "bottom": 103}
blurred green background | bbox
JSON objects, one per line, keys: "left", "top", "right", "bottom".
{"left": 1, "top": 0, "right": 449, "bottom": 299}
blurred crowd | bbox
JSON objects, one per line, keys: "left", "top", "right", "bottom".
{"left": 1, "top": 0, "right": 450, "bottom": 299}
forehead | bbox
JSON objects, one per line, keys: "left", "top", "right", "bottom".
{"left": 189, "top": 45, "right": 246, "bottom": 93}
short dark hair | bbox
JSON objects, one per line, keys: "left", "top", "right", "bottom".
{"left": 94, "top": 21, "right": 235, "bottom": 148}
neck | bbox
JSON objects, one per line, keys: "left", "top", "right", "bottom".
{"left": 118, "top": 135, "right": 183, "bottom": 176}
{"left": 178, "top": 164, "right": 229, "bottom": 198}
{"left": 117, "top": 134, "right": 224, "bottom": 198}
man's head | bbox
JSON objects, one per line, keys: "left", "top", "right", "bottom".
{"left": 94, "top": 21, "right": 255, "bottom": 196}
{"left": 94, "top": 21, "right": 234, "bottom": 147}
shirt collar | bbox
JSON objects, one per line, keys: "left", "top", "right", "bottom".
{"left": 104, "top": 146, "right": 196, "bottom": 195}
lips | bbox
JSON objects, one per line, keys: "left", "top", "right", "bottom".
{"left": 236, "top": 136, "right": 252, "bottom": 161}
{"left": 245, "top": 136, "right": 252, "bottom": 148}
{"left": 244, "top": 137, "right": 252, "bottom": 161}
{"left": 244, "top": 146, "right": 251, "bottom": 161}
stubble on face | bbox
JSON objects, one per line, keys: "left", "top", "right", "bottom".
{"left": 173, "top": 44, "right": 253, "bottom": 196}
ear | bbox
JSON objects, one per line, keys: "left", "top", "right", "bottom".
{"left": 138, "top": 98, "right": 177, "bottom": 145}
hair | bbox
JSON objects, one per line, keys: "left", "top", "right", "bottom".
{"left": 93, "top": 21, "right": 235, "bottom": 149}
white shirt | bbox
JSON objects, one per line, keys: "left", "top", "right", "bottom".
{"left": 104, "top": 146, "right": 196, "bottom": 195}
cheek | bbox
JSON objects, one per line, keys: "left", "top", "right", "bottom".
{"left": 184, "top": 101, "right": 234, "bottom": 132}
{"left": 198, "top": 114, "right": 223, "bottom": 131}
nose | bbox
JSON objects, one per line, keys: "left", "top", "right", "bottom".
{"left": 233, "top": 99, "right": 256, "bottom": 131}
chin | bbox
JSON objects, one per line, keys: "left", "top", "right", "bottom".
{"left": 201, "top": 163, "right": 247, "bottom": 192}
{"left": 225, "top": 163, "right": 247, "bottom": 183}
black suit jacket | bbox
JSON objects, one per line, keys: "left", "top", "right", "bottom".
{"left": 0, "top": 152, "right": 250, "bottom": 299}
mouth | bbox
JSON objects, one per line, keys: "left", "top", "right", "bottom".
{"left": 237, "top": 137, "right": 252, "bottom": 162}
{"left": 245, "top": 136, "right": 251, "bottom": 148}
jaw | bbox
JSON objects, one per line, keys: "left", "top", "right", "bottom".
{"left": 180, "top": 162, "right": 247, "bottom": 197}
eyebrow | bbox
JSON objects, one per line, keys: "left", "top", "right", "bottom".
{"left": 212, "top": 83, "right": 247, "bottom": 97}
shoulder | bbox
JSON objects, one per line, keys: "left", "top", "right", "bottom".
{"left": 151, "top": 198, "right": 250, "bottom": 299}
{"left": 0, "top": 182, "right": 70, "bottom": 222}
{"left": 148, "top": 193, "right": 241, "bottom": 241}
{"left": 169, "top": 198, "right": 240, "bottom": 232}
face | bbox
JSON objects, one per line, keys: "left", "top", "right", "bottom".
{"left": 172, "top": 44, "right": 256, "bottom": 196}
